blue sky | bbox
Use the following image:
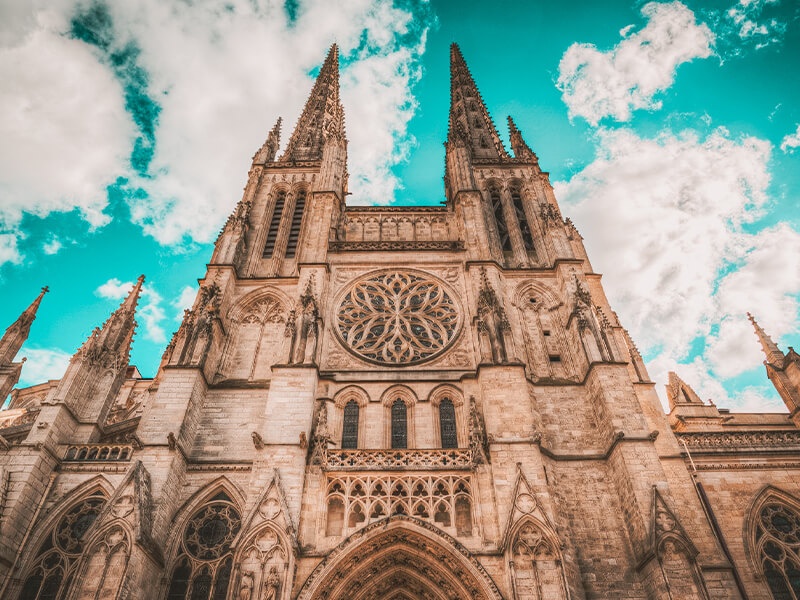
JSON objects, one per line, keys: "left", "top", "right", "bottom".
{"left": 0, "top": 0, "right": 798, "bottom": 411}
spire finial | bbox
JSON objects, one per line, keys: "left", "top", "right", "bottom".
{"left": 0, "top": 287, "right": 49, "bottom": 365}
{"left": 447, "top": 44, "right": 507, "bottom": 159}
{"left": 507, "top": 115, "right": 537, "bottom": 162}
{"left": 747, "top": 312, "right": 785, "bottom": 366}
{"left": 280, "top": 45, "right": 344, "bottom": 162}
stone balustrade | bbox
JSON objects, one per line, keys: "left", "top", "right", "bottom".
{"left": 325, "top": 448, "right": 472, "bottom": 471}
{"left": 64, "top": 444, "right": 133, "bottom": 462}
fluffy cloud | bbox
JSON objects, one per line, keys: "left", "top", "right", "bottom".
{"left": 95, "top": 277, "right": 167, "bottom": 343}
{"left": 99, "top": 0, "right": 431, "bottom": 243}
{"left": 17, "top": 346, "right": 72, "bottom": 387}
{"left": 0, "top": 0, "right": 432, "bottom": 259}
{"left": 556, "top": 2, "right": 714, "bottom": 126}
{"left": 0, "top": 11, "right": 135, "bottom": 259}
{"left": 718, "top": 0, "right": 788, "bottom": 53}
{"left": 554, "top": 126, "right": 800, "bottom": 411}
{"left": 781, "top": 124, "right": 800, "bottom": 153}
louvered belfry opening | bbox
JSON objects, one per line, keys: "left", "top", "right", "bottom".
{"left": 490, "top": 187, "right": 511, "bottom": 252}
{"left": 263, "top": 190, "right": 287, "bottom": 258}
{"left": 285, "top": 189, "right": 307, "bottom": 258}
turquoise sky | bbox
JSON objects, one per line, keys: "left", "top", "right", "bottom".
{"left": 0, "top": 0, "right": 798, "bottom": 411}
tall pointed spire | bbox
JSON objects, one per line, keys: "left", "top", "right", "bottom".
{"left": 280, "top": 44, "right": 345, "bottom": 162}
{"left": 448, "top": 44, "right": 507, "bottom": 160}
{"left": 507, "top": 116, "right": 538, "bottom": 163}
{"left": 78, "top": 276, "right": 144, "bottom": 368}
{"left": 0, "top": 286, "right": 48, "bottom": 365}
{"left": 253, "top": 117, "right": 282, "bottom": 164}
{"left": 747, "top": 312, "right": 785, "bottom": 366}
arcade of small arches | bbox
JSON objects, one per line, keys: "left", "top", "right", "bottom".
{"left": 12, "top": 483, "right": 800, "bottom": 600}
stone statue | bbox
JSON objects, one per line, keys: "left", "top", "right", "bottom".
{"left": 237, "top": 571, "right": 254, "bottom": 600}
{"left": 476, "top": 269, "right": 510, "bottom": 364}
{"left": 289, "top": 279, "right": 319, "bottom": 364}
{"left": 263, "top": 566, "right": 281, "bottom": 600}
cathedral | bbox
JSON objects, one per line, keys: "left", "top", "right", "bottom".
{"left": 2, "top": 43, "right": 800, "bottom": 600}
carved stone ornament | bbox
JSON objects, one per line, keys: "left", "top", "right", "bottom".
{"left": 335, "top": 270, "right": 462, "bottom": 365}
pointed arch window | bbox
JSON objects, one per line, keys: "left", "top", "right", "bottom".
{"left": 510, "top": 186, "right": 535, "bottom": 252}
{"left": 391, "top": 399, "right": 407, "bottom": 449}
{"left": 19, "top": 491, "right": 107, "bottom": 600}
{"left": 439, "top": 397, "right": 458, "bottom": 449}
{"left": 755, "top": 502, "right": 800, "bottom": 599}
{"left": 263, "top": 190, "right": 287, "bottom": 258}
{"left": 341, "top": 400, "right": 359, "bottom": 449}
{"left": 489, "top": 187, "right": 511, "bottom": 252}
{"left": 284, "top": 189, "right": 306, "bottom": 258}
{"left": 166, "top": 492, "right": 241, "bottom": 600}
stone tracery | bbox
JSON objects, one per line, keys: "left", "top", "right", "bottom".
{"left": 336, "top": 271, "right": 460, "bottom": 365}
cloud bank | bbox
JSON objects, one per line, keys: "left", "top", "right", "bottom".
{"left": 555, "top": 127, "right": 800, "bottom": 410}
{"left": 0, "top": 0, "right": 434, "bottom": 261}
{"left": 556, "top": 2, "right": 714, "bottom": 126}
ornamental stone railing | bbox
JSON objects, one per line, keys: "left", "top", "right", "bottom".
{"left": 64, "top": 444, "right": 133, "bottom": 462}
{"left": 677, "top": 430, "right": 800, "bottom": 450}
{"left": 325, "top": 448, "right": 472, "bottom": 471}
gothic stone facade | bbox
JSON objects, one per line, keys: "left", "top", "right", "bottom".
{"left": 1, "top": 44, "right": 800, "bottom": 600}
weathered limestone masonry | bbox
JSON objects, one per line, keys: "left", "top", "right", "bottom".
{"left": 1, "top": 43, "right": 800, "bottom": 600}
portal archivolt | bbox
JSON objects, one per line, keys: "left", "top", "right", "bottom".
{"left": 298, "top": 516, "right": 504, "bottom": 600}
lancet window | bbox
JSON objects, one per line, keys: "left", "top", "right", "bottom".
{"left": 263, "top": 190, "right": 287, "bottom": 258}
{"left": 341, "top": 400, "right": 359, "bottom": 450}
{"left": 755, "top": 502, "right": 800, "bottom": 599}
{"left": 439, "top": 397, "right": 458, "bottom": 449}
{"left": 510, "top": 186, "right": 535, "bottom": 252}
{"left": 325, "top": 475, "right": 473, "bottom": 537}
{"left": 166, "top": 492, "right": 241, "bottom": 600}
{"left": 489, "top": 187, "right": 511, "bottom": 252}
{"left": 19, "top": 491, "right": 107, "bottom": 600}
{"left": 284, "top": 189, "right": 306, "bottom": 258}
{"left": 391, "top": 399, "right": 408, "bottom": 449}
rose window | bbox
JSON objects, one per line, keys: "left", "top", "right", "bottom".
{"left": 336, "top": 271, "right": 460, "bottom": 365}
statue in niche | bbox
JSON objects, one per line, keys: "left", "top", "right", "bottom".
{"left": 288, "top": 279, "right": 320, "bottom": 364}
{"left": 237, "top": 571, "right": 254, "bottom": 600}
{"left": 263, "top": 566, "right": 281, "bottom": 600}
{"left": 469, "top": 396, "right": 490, "bottom": 464}
{"left": 309, "top": 401, "right": 331, "bottom": 465}
{"left": 177, "top": 283, "right": 221, "bottom": 365}
{"left": 476, "top": 268, "right": 510, "bottom": 364}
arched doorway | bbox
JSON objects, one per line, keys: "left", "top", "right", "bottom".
{"left": 297, "top": 515, "right": 505, "bottom": 600}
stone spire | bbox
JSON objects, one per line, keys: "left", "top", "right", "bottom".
{"left": 77, "top": 276, "right": 144, "bottom": 369}
{"left": 280, "top": 44, "right": 345, "bottom": 163}
{"left": 747, "top": 312, "right": 785, "bottom": 367}
{"left": 0, "top": 286, "right": 48, "bottom": 366}
{"left": 253, "top": 117, "right": 282, "bottom": 164}
{"left": 507, "top": 116, "right": 538, "bottom": 163}
{"left": 447, "top": 44, "right": 507, "bottom": 160}
{"left": 666, "top": 371, "right": 704, "bottom": 411}
{"left": 50, "top": 276, "right": 144, "bottom": 422}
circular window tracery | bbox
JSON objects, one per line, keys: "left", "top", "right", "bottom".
{"left": 336, "top": 271, "right": 461, "bottom": 365}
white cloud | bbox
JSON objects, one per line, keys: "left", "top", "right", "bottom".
{"left": 0, "top": 0, "right": 432, "bottom": 257}
{"left": 721, "top": 0, "right": 787, "bottom": 53}
{"left": 0, "top": 233, "right": 21, "bottom": 266}
{"left": 17, "top": 346, "right": 72, "bottom": 387}
{"left": 0, "top": 10, "right": 135, "bottom": 264}
{"left": 172, "top": 285, "right": 198, "bottom": 320}
{"left": 555, "top": 126, "right": 800, "bottom": 412}
{"left": 556, "top": 1, "right": 714, "bottom": 126}
{"left": 781, "top": 123, "right": 800, "bottom": 153}
{"left": 108, "top": 0, "right": 431, "bottom": 241}
{"left": 42, "top": 237, "right": 62, "bottom": 255}
{"left": 95, "top": 277, "right": 166, "bottom": 343}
